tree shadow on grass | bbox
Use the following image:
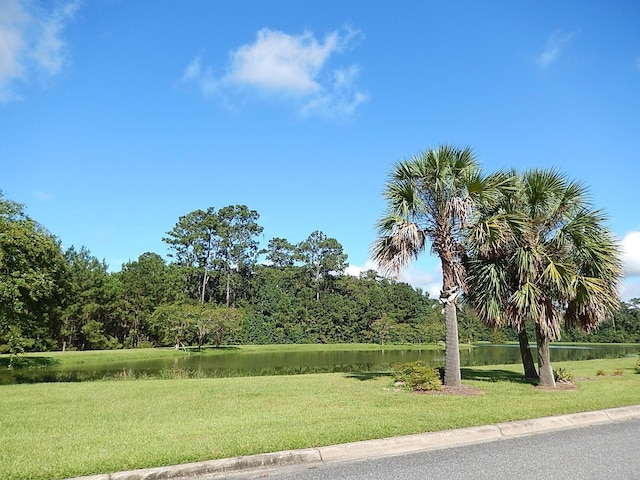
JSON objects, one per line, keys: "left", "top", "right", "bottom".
{"left": 345, "top": 371, "right": 393, "bottom": 381}
{"left": 461, "top": 367, "right": 538, "bottom": 385}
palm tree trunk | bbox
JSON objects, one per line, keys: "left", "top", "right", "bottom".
{"left": 443, "top": 301, "right": 461, "bottom": 387}
{"left": 518, "top": 329, "right": 538, "bottom": 380}
{"left": 535, "top": 325, "right": 555, "bottom": 387}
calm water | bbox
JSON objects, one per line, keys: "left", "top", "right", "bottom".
{"left": 2, "top": 344, "right": 638, "bottom": 384}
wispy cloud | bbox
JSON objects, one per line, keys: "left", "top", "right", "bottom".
{"left": 536, "top": 30, "right": 575, "bottom": 69}
{"left": 33, "top": 190, "right": 54, "bottom": 201}
{"left": 0, "top": 0, "right": 81, "bottom": 103}
{"left": 180, "top": 26, "right": 368, "bottom": 120}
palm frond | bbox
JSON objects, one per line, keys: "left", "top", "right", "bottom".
{"left": 371, "top": 221, "right": 427, "bottom": 275}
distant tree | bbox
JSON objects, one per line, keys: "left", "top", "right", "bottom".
{"left": 298, "top": 231, "right": 348, "bottom": 301}
{"left": 163, "top": 206, "right": 263, "bottom": 306}
{"left": 263, "top": 237, "right": 297, "bottom": 268}
{"left": 61, "top": 246, "right": 119, "bottom": 350}
{"left": 163, "top": 207, "right": 219, "bottom": 303}
{"left": 205, "top": 305, "right": 243, "bottom": 347}
{"left": 215, "top": 205, "right": 263, "bottom": 307}
{"left": 0, "top": 193, "right": 67, "bottom": 354}
{"left": 117, "top": 252, "right": 184, "bottom": 347}
{"left": 150, "top": 303, "right": 195, "bottom": 349}
{"left": 149, "top": 302, "right": 242, "bottom": 348}
{"left": 371, "top": 314, "right": 395, "bottom": 345}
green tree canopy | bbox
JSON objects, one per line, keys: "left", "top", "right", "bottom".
{"left": 372, "top": 145, "right": 511, "bottom": 387}
{"left": 298, "top": 231, "right": 348, "bottom": 301}
{"left": 465, "top": 169, "right": 623, "bottom": 386}
{"left": 0, "top": 192, "right": 67, "bottom": 354}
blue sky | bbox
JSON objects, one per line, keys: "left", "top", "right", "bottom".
{"left": 2, "top": 0, "right": 639, "bottom": 300}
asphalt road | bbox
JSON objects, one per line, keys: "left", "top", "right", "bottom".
{"left": 218, "top": 418, "right": 640, "bottom": 480}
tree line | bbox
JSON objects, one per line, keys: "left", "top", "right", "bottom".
{"left": 0, "top": 193, "right": 438, "bottom": 353}
{"left": 1, "top": 176, "right": 639, "bottom": 360}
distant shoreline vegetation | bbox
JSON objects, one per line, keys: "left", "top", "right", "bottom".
{"left": 1, "top": 343, "right": 638, "bottom": 385}
{"left": 2, "top": 193, "right": 639, "bottom": 357}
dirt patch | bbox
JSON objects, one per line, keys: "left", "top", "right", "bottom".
{"left": 417, "top": 384, "right": 485, "bottom": 396}
{"left": 534, "top": 381, "right": 577, "bottom": 391}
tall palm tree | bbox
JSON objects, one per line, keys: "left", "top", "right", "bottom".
{"left": 372, "top": 145, "right": 508, "bottom": 387}
{"left": 465, "top": 169, "right": 622, "bottom": 387}
{"left": 463, "top": 170, "right": 540, "bottom": 379}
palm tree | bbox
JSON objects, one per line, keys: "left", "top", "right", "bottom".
{"left": 372, "top": 145, "right": 508, "bottom": 387}
{"left": 465, "top": 169, "right": 622, "bottom": 387}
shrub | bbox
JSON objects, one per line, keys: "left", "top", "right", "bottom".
{"left": 392, "top": 361, "right": 443, "bottom": 392}
{"left": 553, "top": 367, "right": 575, "bottom": 383}
{"left": 595, "top": 369, "right": 606, "bottom": 376}
{"left": 612, "top": 368, "right": 624, "bottom": 376}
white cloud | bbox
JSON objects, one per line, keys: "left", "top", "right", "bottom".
{"left": 0, "top": 0, "right": 80, "bottom": 102}
{"left": 345, "top": 260, "right": 379, "bottom": 277}
{"left": 620, "top": 278, "right": 640, "bottom": 302}
{"left": 229, "top": 28, "right": 333, "bottom": 94}
{"left": 346, "top": 260, "right": 442, "bottom": 299}
{"left": 181, "top": 26, "right": 368, "bottom": 119}
{"left": 536, "top": 30, "right": 575, "bottom": 68}
{"left": 398, "top": 265, "right": 441, "bottom": 299}
{"left": 621, "top": 231, "right": 640, "bottom": 277}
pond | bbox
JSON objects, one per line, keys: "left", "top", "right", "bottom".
{"left": 1, "top": 344, "right": 638, "bottom": 384}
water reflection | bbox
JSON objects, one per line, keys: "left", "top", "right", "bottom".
{"left": 1, "top": 344, "right": 637, "bottom": 384}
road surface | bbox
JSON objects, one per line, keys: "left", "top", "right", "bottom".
{"left": 215, "top": 418, "right": 640, "bottom": 480}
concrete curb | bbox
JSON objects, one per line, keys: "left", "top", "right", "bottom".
{"left": 68, "top": 405, "right": 640, "bottom": 480}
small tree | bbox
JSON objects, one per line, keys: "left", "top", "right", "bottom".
{"left": 150, "top": 303, "right": 195, "bottom": 349}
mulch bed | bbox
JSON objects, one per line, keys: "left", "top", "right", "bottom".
{"left": 534, "top": 380, "right": 577, "bottom": 391}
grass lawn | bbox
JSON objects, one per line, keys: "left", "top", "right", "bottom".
{"left": 1, "top": 356, "right": 639, "bottom": 480}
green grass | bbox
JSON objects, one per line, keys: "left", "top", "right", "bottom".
{"left": 1, "top": 356, "right": 638, "bottom": 480}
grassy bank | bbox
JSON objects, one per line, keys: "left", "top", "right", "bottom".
{"left": 9, "top": 341, "right": 638, "bottom": 368}
{"left": 1, "top": 356, "right": 639, "bottom": 480}
{"left": 4, "top": 343, "right": 445, "bottom": 368}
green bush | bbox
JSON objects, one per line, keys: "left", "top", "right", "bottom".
{"left": 553, "top": 367, "right": 575, "bottom": 383}
{"left": 595, "top": 369, "right": 606, "bottom": 376}
{"left": 392, "top": 361, "right": 443, "bottom": 392}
